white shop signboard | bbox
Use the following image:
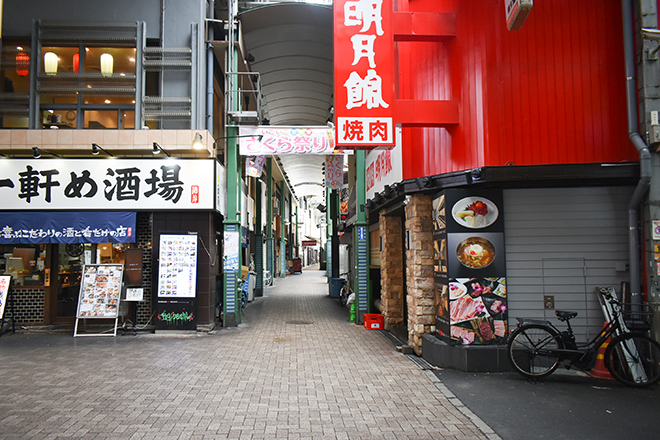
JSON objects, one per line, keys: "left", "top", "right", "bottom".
{"left": 365, "top": 127, "right": 402, "bottom": 201}
{"left": 0, "top": 159, "right": 216, "bottom": 211}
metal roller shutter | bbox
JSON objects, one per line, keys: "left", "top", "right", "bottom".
{"left": 504, "top": 186, "right": 635, "bottom": 342}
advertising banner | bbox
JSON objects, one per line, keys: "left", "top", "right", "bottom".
{"left": 246, "top": 155, "right": 266, "bottom": 177}
{"left": 239, "top": 126, "right": 337, "bottom": 155}
{"left": 0, "top": 159, "right": 215, "bottom": 210}
{"left": 334, "top": 0, "right": 395, "bottom": 147}
{"left": 434, "top": 189, "right": 508, "bottom": 346}
{"left": 0, "top": 211, "right": 136, "bottom": 244}
{"left": 325, "top": 154, "right": 344, "bottom": 189}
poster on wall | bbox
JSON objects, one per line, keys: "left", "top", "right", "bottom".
{"left": 435, "top": 189, "right": 508, "bottom": 346}
{"left": 157, "top": 233, "right": 198, "bottom": 298}
{"left": 224, "top": 231, "right": 240, "bottom": 271}
{"left": 75, "top": 264, "right": 123, "bottom": 319}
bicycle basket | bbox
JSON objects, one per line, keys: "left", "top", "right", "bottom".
{"left": 622, "top": 303, "right": 654, "bottom": 331}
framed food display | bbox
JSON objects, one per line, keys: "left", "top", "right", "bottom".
{"left": 435, "top": 188, "right": 508, "bottom": 346}
{"left": 74, "top": 264, "right": 124, "bottom": 337}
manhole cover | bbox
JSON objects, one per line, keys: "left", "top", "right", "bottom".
{"left": 286, "top": 320, "right": 314, "bottom": 325}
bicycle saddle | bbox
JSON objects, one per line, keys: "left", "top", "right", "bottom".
{"left": 555, "top": 310, "right": 578, "bottom": 321}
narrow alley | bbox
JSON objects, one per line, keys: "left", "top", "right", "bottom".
{"left": 0, "top": 268, "right": 494, "bottom": 440}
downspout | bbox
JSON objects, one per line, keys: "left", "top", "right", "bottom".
{"left": 206, "top": 0, "right": 215, "bottom": 132}
{"left": 623, "top": 0, "right": 653, "bottom": 306}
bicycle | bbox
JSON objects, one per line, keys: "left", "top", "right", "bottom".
{"left": 237, "top": 277, "right": 248, "bottom": 308}
{"left": 339, "top": 273, "right": 353, "bottom": 306}
{"left": 263, "top": 269, "right": 273, "bottom": 287}
{"left": 507, "top": 286, "right": 660, "bottom": 388}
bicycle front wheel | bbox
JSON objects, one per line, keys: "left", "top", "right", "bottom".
{"left": 507, "top": 324, "right": 563, "bottom": 379}
{"left": 604, "top": 333, "right": 660, "bottom": 388}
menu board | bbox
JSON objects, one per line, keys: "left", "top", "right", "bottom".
{"left": 76, "top": 265, "right": 123, "bottom": 318}
{"left": 0, "top": 275, "right": 10, "bottom": 320}
{"left": 158, "top": 234, "right": 198, "bottom": 298}
{"left": 434, "top": 189, "right": 508, "bottom": 346}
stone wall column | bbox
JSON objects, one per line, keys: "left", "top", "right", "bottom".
{"left": 379, "top": 213, "right": 404, "bottom": 329}
{"left": 405, "top": 194, "right": 435, "bottom": 355}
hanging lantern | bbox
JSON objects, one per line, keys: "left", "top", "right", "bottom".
{"left": 16, "top": 52, "right": 30, "bottom": 76}
{"left": 100, "top": 53, "right": 113, "bottom": 77}
{"left": 44, "top": 52, "right": 58, "bottom": 76}
{"left": 73, "top": 53, "right": 79, "bottom": 73}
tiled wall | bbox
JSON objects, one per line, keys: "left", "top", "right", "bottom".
{"left": 136, "top": 212, "right": 153, "bottom": 326}
{"left": 6, "top": 288, "right": 45, "bottom": 324}
{"left": 0, "top": 129, "right": 214, "bottom": 156}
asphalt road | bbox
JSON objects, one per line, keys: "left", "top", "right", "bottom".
{"left": 433, "top": 367, "right": 660, "bottom": 440}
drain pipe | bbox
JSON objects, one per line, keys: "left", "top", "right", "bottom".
{"left": 623, "top": 0, "right": 652, "bottom": 307}
{"left": 206, "top": 0, "right": 215, "bottom": 132}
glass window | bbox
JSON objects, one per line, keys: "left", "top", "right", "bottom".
{"left": 1, "top": 41, "right": 32, "bottom": 128}
{"left": 38, "top": 45, "right": 136, "bottom": 129}
{"left": 0, "top": 244, "right": 46, "bottom": 287}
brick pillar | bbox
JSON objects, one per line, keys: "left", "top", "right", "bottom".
{"left": 379, "top": 213, "right": 404, "bottom": 329}
{"left": 405, "top": 194, "right": 435, "bottom": 355}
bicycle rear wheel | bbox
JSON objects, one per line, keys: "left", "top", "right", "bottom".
{"left": 264, "top": 270, "right": 273, "bottom": 287}
{"left": 507, "top": 324, "right": 563, "bottom": 379}
{"left": 604, "top": 333, "right": 660, "bottom": 388}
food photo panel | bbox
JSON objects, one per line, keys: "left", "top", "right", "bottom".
{"left": 445, "top": 189, "right": 504, "bottom": 233}
{"left": 446, "top": 232, "right": 505, "bottom": 278}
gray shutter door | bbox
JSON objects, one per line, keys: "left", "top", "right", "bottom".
{"left": 504, "top": 186, "right": 634, "bottom": 342}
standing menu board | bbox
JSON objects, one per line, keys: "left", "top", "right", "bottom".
{"left": 0, "top": 275, "right": 10, "bottom": 320}
{"left": 76, "top": 265, "right": 123, "bottom": 318}
{"left": 157, "top": 234, "right": 198, "bottom": 298}
{"left": 156, "top": 233, "right": 198, "bottom": 331}
{"left": 74, "top": 264, "right": 124, "bottom": 337}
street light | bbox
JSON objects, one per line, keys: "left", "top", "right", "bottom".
{"left": 152, "top": 142, "right": 171, "bottom": 157}
{"left": 33, "top": 147, "right": 60, "bottom": 158}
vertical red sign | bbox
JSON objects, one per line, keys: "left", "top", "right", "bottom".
{"left": 191, "top": 185, "right": 200, "bottom": 204}
{"left": 334, "top": 0, "right": 395, "bottom": 147}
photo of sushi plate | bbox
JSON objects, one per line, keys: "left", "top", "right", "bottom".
{"left": 448, "top": 277, "right": 508, "bottom": 345}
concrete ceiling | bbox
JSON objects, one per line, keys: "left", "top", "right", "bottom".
{"left": 237, "top": 2, "right": 334, "bottom": 202}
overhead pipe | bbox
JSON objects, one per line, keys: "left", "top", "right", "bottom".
{"left": 622, "top": 0, "right": 652, "bottom": 306}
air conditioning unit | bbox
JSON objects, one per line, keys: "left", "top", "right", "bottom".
{"left": 273, "top": 207, "right": 280, "bottom": 217}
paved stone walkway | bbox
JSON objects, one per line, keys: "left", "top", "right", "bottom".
{"left": 0, "top": 268, "right": 494, "bottom": 439}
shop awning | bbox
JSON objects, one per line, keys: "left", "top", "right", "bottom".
{"left": 0, "top": 212, "right": 136, "bottom": 244}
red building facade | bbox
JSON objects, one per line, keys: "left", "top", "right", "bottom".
{"left": 396, "top": 0, "right": 636, "bottom": 178}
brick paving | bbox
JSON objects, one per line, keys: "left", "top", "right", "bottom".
{"left": 0, "top": 268, "right": 494, "bottom": 439}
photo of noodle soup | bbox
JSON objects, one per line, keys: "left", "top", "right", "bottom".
{"left": 456, "top": 237, "right": 495, "bottom": 269}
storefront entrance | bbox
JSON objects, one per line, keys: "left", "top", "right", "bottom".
{"left": 51, "top": 243, "right": 132, "bottom": 323}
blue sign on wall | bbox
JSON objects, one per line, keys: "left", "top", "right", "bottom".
{"left": 0, "top": 211, "right": 136, "bottom": 244}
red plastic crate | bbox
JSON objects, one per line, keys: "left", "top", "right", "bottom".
{"left": 364, "top": 314, "right": 384, "bottom": 330}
